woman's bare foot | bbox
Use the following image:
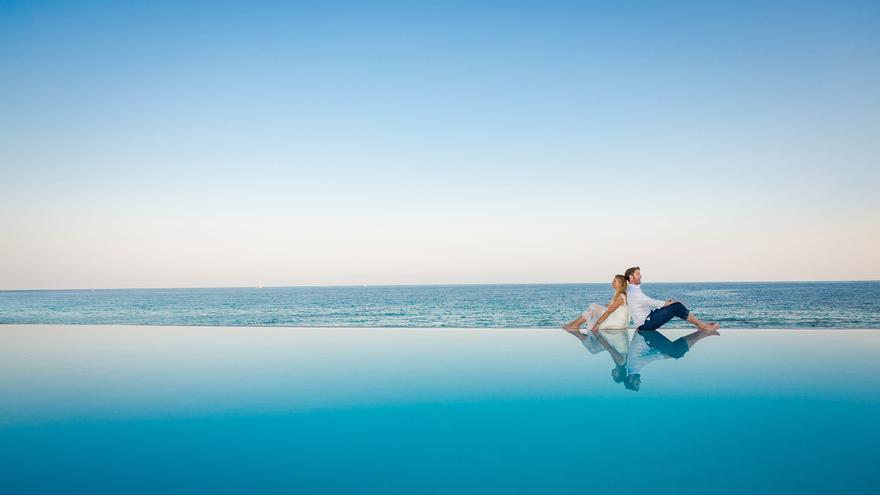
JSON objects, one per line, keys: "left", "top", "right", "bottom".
{"left": 563, "top": 316, "right": 587, "bottom": 331}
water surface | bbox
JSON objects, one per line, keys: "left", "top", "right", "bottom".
{"left": 1, "top": 325, "right": 878, "bottom": 493}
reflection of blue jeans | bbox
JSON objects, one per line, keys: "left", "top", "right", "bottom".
{"left": 638, "top": 302, "right": 690, "bottom": 331}
{"left": 638, "top": 329, "right": 690, "bottom": 358}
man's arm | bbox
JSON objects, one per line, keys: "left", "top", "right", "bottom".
{"left": 628, "top": 289, "right": 661, "bottom": 309}
{"left": 639, "top": 290, "right": 668, "bottom": 309}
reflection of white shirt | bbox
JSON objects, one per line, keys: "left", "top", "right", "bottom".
{"left": 625, "top": 330, "right": 670, "bottom": 374}
{"left": 626, "top": 284, "right": 666, "bottom": 328}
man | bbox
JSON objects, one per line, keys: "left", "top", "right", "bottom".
{"left": 622, "top": 266, "right": 721, "bottom": 391}
{"left": 624, "top": 266, "right": 720, "bottom": 333}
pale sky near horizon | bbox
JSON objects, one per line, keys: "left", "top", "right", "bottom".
{"left": 2, "top": 1, "right": 879, "bottom": 290}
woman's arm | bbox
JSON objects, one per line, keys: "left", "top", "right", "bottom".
{"left": 591, "top": 294, "right": 625, "bottom": 333}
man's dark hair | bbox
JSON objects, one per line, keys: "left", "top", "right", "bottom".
{"left": 624, "top": 266, "right": 640, "bottom": 281}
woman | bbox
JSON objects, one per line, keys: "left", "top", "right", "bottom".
{"left": 563, "top": 275, "right": 632, "bottom": 385}
{"left": 563, "top": 274, "right": 630, "bottom": 333}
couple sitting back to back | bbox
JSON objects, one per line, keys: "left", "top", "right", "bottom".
{"left": 563, "top": 267, "right": 721, "bottom": 334}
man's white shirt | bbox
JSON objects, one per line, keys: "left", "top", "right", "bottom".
{"left": 626, "top": 283, "right": 666, "bottom": 328}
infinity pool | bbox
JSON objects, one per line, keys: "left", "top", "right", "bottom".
{"left": 1, "top": 325, "right": 878, "bottom": 493}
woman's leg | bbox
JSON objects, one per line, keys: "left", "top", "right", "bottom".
{"left": 582, "top": 304, "right": 605, "bottom": 330}
{"left": 563, "top": 303, "right": 603, "bottom": 330}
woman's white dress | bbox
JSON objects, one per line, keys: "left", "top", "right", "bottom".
{"left": 581, "top": 296, "right": 629, "bottom": 330}
{"left": 579, "top": 296, "right": 631, "bottom": 355}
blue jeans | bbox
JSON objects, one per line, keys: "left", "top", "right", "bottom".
{"left": 638, "top": 302, "right": 690, "bottom": 331}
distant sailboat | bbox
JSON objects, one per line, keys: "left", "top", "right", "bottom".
{"left": 257, "top": 281, "right": 263, "bottom": 289}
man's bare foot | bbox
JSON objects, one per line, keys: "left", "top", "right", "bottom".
{"left": 562, "top": 324, "right": 579, "bottom": 332}
{"left": 700, "top": 322, "right": 721, "bottom": 333}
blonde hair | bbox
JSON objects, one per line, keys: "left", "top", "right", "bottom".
{"left": 609, "top": 274, "right": 628, "bottom": 305}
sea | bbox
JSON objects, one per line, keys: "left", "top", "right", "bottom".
{"left": 2, "top": 281, "right": 878, "bottom": 328}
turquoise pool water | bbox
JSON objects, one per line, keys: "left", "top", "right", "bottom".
{"left": 1, "top": 325, "right": 878, "bottom": 493}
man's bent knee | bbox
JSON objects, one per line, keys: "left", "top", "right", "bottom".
{"left": 671, "top": 302, "right": 690, "bottom": 319}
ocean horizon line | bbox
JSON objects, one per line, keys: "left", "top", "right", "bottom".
{"left": 2, "top": 279, "right": 879, "bottom": 293}
{"left": 2, "top": 323, "right": 876, "bottom": 332}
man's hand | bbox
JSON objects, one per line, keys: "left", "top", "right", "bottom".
{"left": 591, "top": 323, "right": 600, "bottom": 333}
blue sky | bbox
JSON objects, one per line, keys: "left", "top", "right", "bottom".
{"left": 1, "top": 1, "right": 878, "bottom": 288}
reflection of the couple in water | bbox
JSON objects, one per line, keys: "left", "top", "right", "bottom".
{"left": 566, "top": 327, "right": 719, "bottom": 391}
